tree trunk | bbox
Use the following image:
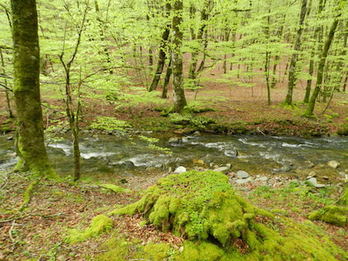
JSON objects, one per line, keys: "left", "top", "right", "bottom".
{"left": 188, "top": 0, "right": 210, "bottom": 81}
{"left": 11, "top": 0, "right": 53, "bottom": 175}
{"left": 304, "top": 0, "right": 324, "bottom": 103}
{"left": 305, "top": 17, "right": 340, "bottom": 116}
{"left": 172, "top": 0, "right": 187, "bottom": 113}
{"left": 162, "top": 58, "right": 172, "bottom": 99}
{"left": 0, "top": 48, "right": 14, "bottom": 118}
{"left": 284, "top": 0, "right": 307, "bottom": 105}
{"left": 148, "top": 3, "right": 171, "bottom": 92}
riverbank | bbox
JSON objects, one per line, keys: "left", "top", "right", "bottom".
{"left": 0, "top": 168, "right": 347, "bottom": 260}
{"left": 1, "top": 86, "right": 348, "bottom": 138}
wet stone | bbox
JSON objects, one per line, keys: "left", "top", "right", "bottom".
{"left": 236, "top": 170, "right": 249, "bottom": 179}
{"left": 174, "top": 166, "right": 187, "bottom": 174}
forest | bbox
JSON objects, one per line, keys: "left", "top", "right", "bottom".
{"left": 0, "top": 0, "right": 347, "bottom": 260}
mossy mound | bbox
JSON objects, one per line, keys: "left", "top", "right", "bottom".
{"left": 111, "top": 171, "right": 346, "bottom": 260}
{"left": 66, "top": 214, "right": 113, "bottom": 244}
{"left": 309, "top": 187, "right": 348, "bottom": 226}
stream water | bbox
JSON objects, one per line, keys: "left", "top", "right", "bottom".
{"left": 0, "top": 134, "right": 347, "bottom": 181}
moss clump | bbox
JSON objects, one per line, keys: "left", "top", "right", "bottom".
{"left": 66, "top": 214, "right": 113, "bottom": 244}
{"left": 95, "top": 235, "right": 174, "bottom": 261}
{"left": 100, "top": 184, "right": 131, "bottom": 194}
{"left": 309, "top": 187, "right": 348, "bottom": 226}
{"left": 337, "top": 123, "right": 348, "bottom": 136}
{"left": 111, "top": 171, "right": 347, "bottom": 260}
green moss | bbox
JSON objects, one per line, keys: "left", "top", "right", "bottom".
{"left": 112, "top": 171, "right": 347, "bottom": 260}
{"left": 96, "top": 237, "right": 131, "bottom": 261}
{"left": 143, "top": 243, "right": 172, "bottom": 260}
{"left": 95, "top": 235, "right": 174, "bottom": 261}
{"left": 18, "top": 180, "right": 39, "bottom": 212}
{"left": 90, "top": 117, "right": 131, "bottom": 132}
{"left": 309, "top": 187, "right": 348, "bottom": 227}
{"left": 309, "top": 206, "right": 348, "bottom": 226}
{"left": 99, "top": 184, "right": 131, "bottom": 194}
{"left": 177, "top": 241, "right": 224, "bottom": 261}
{"left": 66, "top": 214, "right": 113, "bottom": 244}
{"left": 337, "top": 123, "right": 348, "bottom": 136}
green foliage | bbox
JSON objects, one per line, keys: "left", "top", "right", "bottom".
{"left": 139, "top": 135, "right": 172, "bottom": 154}
{"left": 66, "top": 215, "right": 113, "bottom": 244}
{"left": 90, "top": 117, "right": 131, "bottom": 132}
{"left": 111, "top": 171, "right": 346, "bottom": 260}
{"left": 99, "top": 184, "right": 131, "bottom": 194}
{"left": 169, "top": 113, "right": 215, "bottom": 129}
{"left": 337, "top": 123, "right": 348, "bottom": 136}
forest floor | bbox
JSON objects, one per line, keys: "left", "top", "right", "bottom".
{"left": 0, "top": 77, "right": 348, "bottom": 260}
{"left": 1, "top": 79, "right": 348, "bottom": 137}
{"left": 0, "top": 169, "right": 347, "bottom": 260}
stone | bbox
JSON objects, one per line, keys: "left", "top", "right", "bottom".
{"left": 235, "top": 178, "right": 252, "bottom": 185}
{"left": 6, "top": 136, "right": 13, "bottom": 141}
{"left": 193, "top": 159, "right": 205, "bottom": 165}
{"left": 213, "top": 166, "right": 230, "bottom": 173}
{"left": 306, "top": 177, "right": 326, "bottom": 188}
{"left": 193, "top": 131, "right": 201, "bottom": 136}
{"left": 236, "top": 170, "right": 249, "bottom": 179}
{"left": 308, "top": 171, "right": 317, "bottom": 177}
{"left": 327, "top": 160, "right": 340, "bottom": 169}
{"left": 256, "top": 176, "right": 268, "bottom": 182}
{"left": 174, "top": 166, "right": 187, "bottom": 174}
{"left": 169, "top": 137, "right": 182, "bottom": 144}
{"left": 224, "top": 150, "right": 238, "bottom": 158}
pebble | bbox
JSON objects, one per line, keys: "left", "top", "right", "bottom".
{"left": 213, "top": 166, "right": 230, "bottom": 173}
{"left": 236, "top": 170, "right": 249, "bottom": 179}
{"left": 327, "top": 160, "right": 340, "bottom": 169}
{"left": 174, "top": 166, "right": 187, "bottom": 174}
{"left": 306, "top": 177, "right": 326, "bottom": 188}
{"left": 235, "top": 178, "right": 252, "bottom": 185}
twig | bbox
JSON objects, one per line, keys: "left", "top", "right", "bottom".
{"left": 8, "top": 220, "right": 16, "bottom": 242}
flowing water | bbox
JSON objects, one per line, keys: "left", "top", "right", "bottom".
{"left": 0, "top": 134, "right": 347, "bottom": 181}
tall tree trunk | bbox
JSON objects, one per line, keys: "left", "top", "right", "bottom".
{"left": 162, "top": 57, "right": 172, "bottom": 99}
{"left": 188, "top": 0, "right": 210, "bottom": 81}
{"left": 304, "top": 0, "right": 324, "bottom": 103}
{"left": 0, "top": 48, "right": 14, "bottom": 118}
{"left": 284, "top": 0, "right": 307, "bottom": 105}
{"left": 11, "top": 0, "right": 53, "bottom": 175}
{"left": 172, "top": 0, "right": 187, "bottom": 113}
{"left": 148, "top": 3, "right": 171, "bottom": 92}
{"left": 305, "top": 17, "right": 340, "bottom": 116}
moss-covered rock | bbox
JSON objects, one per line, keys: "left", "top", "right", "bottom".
{"left": 99, "top": 184, "right": 131, "bottom": 194}
{"left": 309, "top": 187, "right": 348, "bottom": 226}
{"left": 110, "top": 171, "right": 347, "bottom": 260}
{"left": 66, "top": 214, "right": 113, "bottom": 244}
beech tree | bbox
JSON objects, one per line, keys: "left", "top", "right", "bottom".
{"left": 10, "top": 0, "right": 53, "bottom": 176}
{"left": 172, "top": 0, "right": 187, "bottom": 113}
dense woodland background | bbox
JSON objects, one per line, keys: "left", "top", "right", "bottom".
{"left": 0, "top": 0, "right": 348, "bottom": 260}
{"left": 1, "top": 0, "right": 348, "bottom": 117}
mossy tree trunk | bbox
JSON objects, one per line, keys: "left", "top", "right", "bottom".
{"left": 162, "top": 57, "right": 172, "bottom": 99}
{"left": 148, "top": 2, "right": 171, "bottom": 92}
{"left": 305, "top": 16, "right": 340, "bottom": 117}
{"left": 304, "top": 0, "right": 325, "bottom": 103}
{"left": 0, "top": 48, "right": 14, "bottom": 118}
{"left": 172, "top": 0, "right": 187, "bottom": 113}
{"left": 59, "top": 3, "right": 88, "bottom": 181}
{"left": 11, "top": 0, "right": 53, "bottom": 175}
{"left": 284, "top": 0, "right": 307, "bottom": 105}
{"left": 188, "top": 0, "right": 211, "bottom": 82}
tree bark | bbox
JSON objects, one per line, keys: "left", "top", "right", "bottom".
{"left": 162, "top": 57, "right": 172, "bottom": 99}
{"left": 11, "top": 0, "right": 53, "bottom": 175}
{"left": 148, "top": 3, "right": 171, "bottom": 92}
{"left": 172, "top": 0, "right": 187, "bottom": 113}
{"left": 284, "top": 0, "right": 307, "bottom": 105}
{"left": 305, "top": 17, "right": 340, "bottom": 116}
